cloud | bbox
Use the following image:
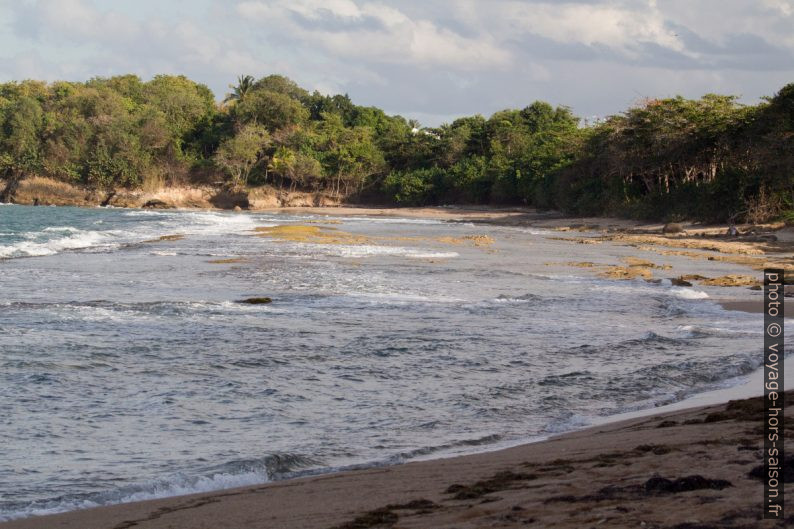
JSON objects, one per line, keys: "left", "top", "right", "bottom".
{"left": 502, "top": 1, "right": 684, "bottom": 55}
{"left": 236, "top": 0, "right": 510, "bottom": 70}
{"left": 0, "top": 0, "right": 790, "bottom": 125}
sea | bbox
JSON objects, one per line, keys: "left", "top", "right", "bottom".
{"left": 0, "top": 204, "right": 786, "bottom": 520}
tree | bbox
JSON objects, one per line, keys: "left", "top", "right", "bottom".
{"left": 0, "top": 95, "right": 44, "bottom": 177}
{"left": 213, "top": 123, "right": 270, "bottom": 188}
{"left": 235, "top": 89, "right": 309, "bottom": 131}
{"left": 252, "top": 75, "right": 308, "bottom": 101}
{"left": 316, "top": 113, "right": 385, "bottom": 196}
{"left": 271, "top": 147, "right": 324, "bottom": 190}
{"left": 224, "top": 75, "right": 255, "bottom": 105}
{"left": 143, "top": 75, "right": 215, "bottom": 148}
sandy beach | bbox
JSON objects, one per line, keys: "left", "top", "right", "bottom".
{"left": 2, "top": 391, "right": 789, "bottom": 529}
{"left": 1, "top": 205, "right": 791, "bottom": 528}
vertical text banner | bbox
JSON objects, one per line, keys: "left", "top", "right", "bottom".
{"left": 764, "top": 269, "right": 784, "bottom": 519}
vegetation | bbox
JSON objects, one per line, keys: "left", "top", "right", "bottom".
{"left": 0, "top": 73, "right": 791, "bottom": 222}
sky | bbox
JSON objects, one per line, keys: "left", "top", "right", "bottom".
{"left": 0, "top": 0, "right": 792, "bottom": 126}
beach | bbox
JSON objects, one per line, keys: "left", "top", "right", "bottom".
{"left": 0, "top": 203, "right": 791, "bottom": 528}
{"left": 2, "top": 390, "right": 790, "bottom": 529}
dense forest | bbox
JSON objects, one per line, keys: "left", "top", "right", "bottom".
{"left": 0, "top": 74, "right": 791, "bottom": 222}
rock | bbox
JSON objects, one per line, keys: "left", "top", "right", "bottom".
{"left": 210, "top": 189, "right": 249, "bottom": 210}
{"left": 749, "top": 456, "right": 794, "bottom": 482}
{"left": 142, "top": 199, "right": 173, "bottom": 209}
{"left": 644, "top": 475, "right": 733, "bottom": 494}
{"left": 233, "top": 205, "right": 242, "bottom": 212}
{"left": 662, "top": 223, "right": 684, "bottom": 234}
{"left": 238, "top": 297, "right": 272, "bottom": 304}
{"left": 700, "top": 275, "right": 759, "bottom": 287}
{"left": 670, "top": 277, "right": 693, "bottom": 287}
{"left": 679, "top": 274, "right": 708, "bottom": 281}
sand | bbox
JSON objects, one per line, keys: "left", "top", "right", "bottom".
{"left": 2, "top": 393, "right": 789, "bottom": 529}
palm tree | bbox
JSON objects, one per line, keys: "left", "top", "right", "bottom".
{"left": 224, "top": 75, "right": 255, "bottom": 105}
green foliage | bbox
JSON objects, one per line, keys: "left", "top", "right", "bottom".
{"left": 213, "top": 123, "right": 270, "bottom": 188}
{"left": 235, "top": 89, "right": 309, "bottom": 131}
{"left": 224, "top": 75, "right": 255, "bottom": 105}
{"left": 384, "top": 168, "right": 441, "bottom": 205}
{"left": 0, "top": 72, "right": 789, "bottom": 222}
{"left": 539, "top": 88, "right": 794, "bottom": 222}
{"left": 142, "top": 75, "right": 215, "bottom": 145}
{"left": 1, "top": 95, "right": 43, "bottom": 175}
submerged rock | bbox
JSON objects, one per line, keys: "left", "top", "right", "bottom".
{"left": 238, "top": 297, "right": 272, "bottom": 304}
{"left": 670, "top": 277, "right": 693, "bottom": 287}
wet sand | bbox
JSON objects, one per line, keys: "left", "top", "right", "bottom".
{"left": 3, "top": 393, "right": 790, "bottom": 529}
{"left": 719, "top": 300, "right": 765, "bottom": 314}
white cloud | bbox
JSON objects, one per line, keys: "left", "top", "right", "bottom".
{"left": 498, "top": 1, "right": 684, "bottom": 56}
{"left": 236, "top": 0, "right": 510, "bottom": 69}
{"left": 26, "top": 0, "right": 139, "bottom": 41}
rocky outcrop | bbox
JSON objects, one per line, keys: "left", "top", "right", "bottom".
{"left": 0, "top": 177, "right": 343, "bottom": 211}
{"left": 209, "top": 189, "right": 250, "bottom": 209}
{"left": 6, "top": 176, "right": 103, "bottom": 206}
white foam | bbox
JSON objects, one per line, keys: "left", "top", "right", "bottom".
{"left": 42, "top": 226, "right": 81, "bottom": 233}
{"left": 324, "top": 244, "right": 459, "bottom": 259}
{"left": 0, "top": 229, "right": 118, "bottom": 258}
{"left": 670, "top": 287, "right": 710, "bottom": 299}
{"left": 348, "top": 292, "right": 464, "bottom": 304}
{"left": 0, "top": 211, "right": 266, "bottom": 259}
{"left": 0, "top": 468, "right": 270, "bottom": 521}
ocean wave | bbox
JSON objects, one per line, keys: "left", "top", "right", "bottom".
{"left": 670, "top": 287, "right": 709, "bottom": 299}
{"left": 0, "top": 210, "right": 264, "bottom": 259}
{"left": 622, "top": 353, "right": 763, "bottom": 400}
{"left": 0, "top": 229, "right": 120, "bottom": 258}
{"left": 347, "top": 292, "right": 464, "bottom": 304}
{"left": 0, "top": 453, "right": 317, "bottom": 521}
{"left": 677, "top": 324, "right": 761, "bottom": 338}
{"left": 491, "top": 293, "right": 544, "bottom": 304}
{"left": 386, "top": 434, "right": 503, "bottom": 463}
{"left": 553, "top": 331, "right": 692, "bottom": 360}
{"left": 542, "top": 413, "right": 592, "bottom": 434}
{"left": 2, "top": 300, "right": 275, "bottom": 322}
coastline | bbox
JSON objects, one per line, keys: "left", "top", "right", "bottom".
{"left": 2, "top": 201, "right": 792, "bottom": 528}
{"left": 3, "top": 390, "right": 790, "bottom": 529}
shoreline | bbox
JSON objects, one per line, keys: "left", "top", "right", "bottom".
{"left": 2, "top": 341, "right": 789, "bottom": 527}
{"left": 3, "top": 389, "right": 789, "bottom": 529}
{"left": 2, "top": 202, "right": 792, "bottom": 527}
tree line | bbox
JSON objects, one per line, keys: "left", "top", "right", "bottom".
{"left": 0, "top": 73, "right": 791, "bottom": 222}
